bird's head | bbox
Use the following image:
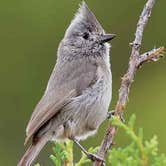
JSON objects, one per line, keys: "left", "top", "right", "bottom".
{"left": 59, "top": 1, "right": 116, "bottom": 59}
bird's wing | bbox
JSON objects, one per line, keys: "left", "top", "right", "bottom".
{"left": 24, "top": 89, "right": 77, "bottom": 145}
{"left": 25, "top": 60, "right": 98, "bottom": 144}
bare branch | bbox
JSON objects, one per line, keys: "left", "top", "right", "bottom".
{"left": 93, "top": 0, "right": 165, "bottom": 165}
{"left": 137, "top": 47, "right": 165, "bottom": 68}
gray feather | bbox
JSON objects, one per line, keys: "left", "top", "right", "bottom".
{"left": 25, "top": 59, "right": 98, "bottom": 144}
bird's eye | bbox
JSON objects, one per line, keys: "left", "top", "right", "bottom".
{"left": 82, "top": 32, "right": 89, "bottom": 40}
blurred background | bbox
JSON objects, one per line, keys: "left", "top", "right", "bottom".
{"left": 0, "top": 0, "right": 166, "bottom": 165}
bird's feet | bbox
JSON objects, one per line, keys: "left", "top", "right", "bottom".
{"left": 107, "top": 111, "right": 115, "bottom": 119}
{"left": 87, "top": 153, "right": 105, "bottom": 162}
{"left": 70, "top": 137, "right": 105, "bottom": 164}
{"left": 107, "top": 111, "right": 125, "bottom": 122}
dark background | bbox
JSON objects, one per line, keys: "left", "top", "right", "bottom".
{"left": 0, "top": 0, "right": 166, "bottom": 165}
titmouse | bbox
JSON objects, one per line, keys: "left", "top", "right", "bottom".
{"left": 18, "top": 2, "right": 116, "bottom": 166}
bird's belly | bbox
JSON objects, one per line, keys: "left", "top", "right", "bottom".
{"left": 51, "top": 78, "right": 112, "bottom": 141}
{"left": 69, "top": 79, "right": 112, "bottom": 139}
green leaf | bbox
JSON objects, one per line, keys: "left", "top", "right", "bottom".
{"left": 138, "top": 128, "right": 143, "bottom": 142}
{"left": 128, "top": 114, "right": 136, "bottom": 130}
{"left": 34, "top": 164, "right": 40, "bottom": 166}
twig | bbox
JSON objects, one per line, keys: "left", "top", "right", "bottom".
{"left": 137, "top": 47, "right": 165, "bottom": 68}
{"left": 93, "top": 0, "right": 165, "bottom": 165}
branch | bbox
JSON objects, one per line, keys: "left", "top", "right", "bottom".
{"left": 93, "top": 0, "right": 165, "bottom": 165}
{"left": 137, "top": 47, "right": 165, "bottom": 68}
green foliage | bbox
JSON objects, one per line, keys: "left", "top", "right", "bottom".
{"left": 34, "top": 164, "right": 40, "bottom": 166}
{"left": 109, "top": 115, "right": 166, "bottom": 166}
{"left": 35, "top": 114, "right": 166, "bottom": 166}
{"left": 50, "top": 141, "right": 73, "bottom": 166}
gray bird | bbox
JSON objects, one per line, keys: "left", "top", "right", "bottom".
{"left": 18, "top": 2, "right": 116, "bottom": 166}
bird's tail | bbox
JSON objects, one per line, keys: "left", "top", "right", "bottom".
{"left": 18, "top": 135, "right": 49, "bottom": 166}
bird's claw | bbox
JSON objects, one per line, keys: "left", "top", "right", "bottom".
{"left": 107, "top": 111, "right": 115, "bottom": 119}
{"left": 87, "top": 153, "right": 105, "bottom": 163}
{"left": 107, "top": 111, "right": 125, "bottom": 123}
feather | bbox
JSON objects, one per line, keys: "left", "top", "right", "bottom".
{"left": 18, "top": 134, "right": 50, "bottom": 166}
{"left": 25, "top": 89, "right": 76, "bottom": 145}
{"left": 25, "top": 60, "right": 98, "bottom": 145}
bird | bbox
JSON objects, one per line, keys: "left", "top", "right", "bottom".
{"left": 18, "top": 1, "right": 116, "bottom": 166}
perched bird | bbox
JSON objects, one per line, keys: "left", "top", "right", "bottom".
{"left": 18, "top": 1, "right": 116, "bottom": 166}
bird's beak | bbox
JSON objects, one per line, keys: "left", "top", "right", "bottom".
{"left": 100, "top": 34, "right": 116, "bottom": 43}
